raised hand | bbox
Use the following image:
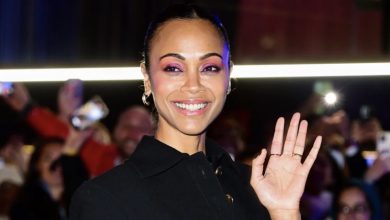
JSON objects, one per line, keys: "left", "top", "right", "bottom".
{"left": 57, "top": 79, "right": 83, "bottom": 122}
{"left": 250, "top": 113, "right": 322, "bottom": 219}
{"left": 2, "top": 83, "right": 31, "bottom": 111}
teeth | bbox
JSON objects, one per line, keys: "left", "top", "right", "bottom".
{"left": 175, "top": 102, "right": 207, "bottom": 111}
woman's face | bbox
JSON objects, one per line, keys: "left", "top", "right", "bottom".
{"left": 37, "top": 143, "right": 63, "bottom": 187}
{"left": 143, "top": 19, "right": 230, "bottom": 137}
{"left": 337, "top": 187, "right": 371, "bottom": 220}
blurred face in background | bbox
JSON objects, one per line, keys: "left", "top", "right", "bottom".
{"left": 142, "top": 19, "right": 230, "bottom": 139}
{"left": 351, "top": 118, "right": 382, "bottom": 145}
{"left": 0, "top": 135, "right": 23, "bottom": 164}
{"left": 113, "top": 107, "right": 153, "bottom": 158}
{"left": 37, "top": 142, "right": 63, "bottom": 188}
{"left": 337, "top": 186, "right": 371, "bottom": 220}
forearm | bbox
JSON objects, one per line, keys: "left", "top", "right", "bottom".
{"left": 26, "top": 106, "right": 70, "bottom": 139}
{"left": 80, "top": 139, "right": 117, "bottom": 177}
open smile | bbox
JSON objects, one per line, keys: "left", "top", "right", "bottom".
{"left": 172, "top": 101, "right": 210, "bottom": 115}
{"left": 174, "top": 102, "right": 208, "bottom": 111}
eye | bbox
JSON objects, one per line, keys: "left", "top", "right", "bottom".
{"left": 163, "top": 65, "right": 182, "bottom": 72}
{"left": 202, "top": 65, "right": 221, "bottom": 73}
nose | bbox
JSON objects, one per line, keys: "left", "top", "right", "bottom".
{"left": 181, "top": 70, "right": 203, "bottom": 93}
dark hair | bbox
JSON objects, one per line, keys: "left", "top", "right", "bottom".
{"left": 141, "top": 4, "right": 231, "bottom": 72}
{"left": 331, "top": 179, "right": 382, "bottom": 220}
{"left": 23, "top": 138, "right": 65, "bottom": 186}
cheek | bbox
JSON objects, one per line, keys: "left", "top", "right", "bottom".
{"left": 150, "top": 74, "right": 179, "bottom": 98}
{"left": 205, "top": 75, "right": 229, "bottom": 96}
{"left": 37, "top": 162, "right": 48, "bottom": 175}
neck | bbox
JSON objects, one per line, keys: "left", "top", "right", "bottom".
{"left": 155, "top": 125, "right": 206, "bottom": 155}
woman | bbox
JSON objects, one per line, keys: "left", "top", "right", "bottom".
{"left": 332, "top": 180, "right": 382, "bottom": 220}
{"left": 10, "top": 139, "right": 67, "bottom": 220}
{"left": 70, "top": 4, "right": 321, "bottom": 220}
{"left": 10, "top": 138, "right": 88, "bottom": 220}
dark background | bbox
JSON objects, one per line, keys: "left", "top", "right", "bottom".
{"left": 1, "top": 76, "right": 389, "bottom": 147}
{"left": 1, "top": 0, "right": 390, "bottom": 146}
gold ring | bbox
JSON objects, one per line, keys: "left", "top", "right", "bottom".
{"left": 293, "top": 153, "right": 303, "bottom": 157}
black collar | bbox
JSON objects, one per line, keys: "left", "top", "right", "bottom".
{"left": 127, "top": 136, "right": 239, "bottom": 178}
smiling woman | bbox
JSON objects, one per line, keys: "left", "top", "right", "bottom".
{"left": 69, "top": 4, "right": 321, "bottom": 220}
{"left": 141, "top": 18, "right": 230, "bottom": 153}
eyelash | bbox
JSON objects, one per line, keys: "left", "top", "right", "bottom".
{"left": 162, "top": 65, "right": 222, "bottom": 74}
{"left": 163, "top": 65, "right": 182, "bottom": 73}
{"left": 202, "top": 65, "right": 221, "bottom": 73}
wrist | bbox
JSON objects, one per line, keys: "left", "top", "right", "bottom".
{"left": 268, "top": 209, "right": 301, "bottom": 220}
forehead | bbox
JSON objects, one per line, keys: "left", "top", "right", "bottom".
{"left": 151, "top": 19, "right": 226, "bottom": 55}
{"left": 118, "top": 109, "right": 150, "bottom": 125}
{"left": 340, "top": 187, "right": 366, "bottom": 203}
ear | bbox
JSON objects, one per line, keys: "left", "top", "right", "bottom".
{"left": 141, "top": 63, "right": 151, "bottom": 95}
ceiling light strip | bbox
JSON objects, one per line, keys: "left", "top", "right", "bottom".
{"left": 0, "top": 62, "right": 389, "bottom": 82}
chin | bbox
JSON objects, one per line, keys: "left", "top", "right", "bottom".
{"left": 178, "top": 123, "right": 209, "bottom": 136}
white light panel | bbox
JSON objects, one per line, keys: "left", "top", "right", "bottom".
{"left": 0, "top": 62, "right": 390, "bottom": 82}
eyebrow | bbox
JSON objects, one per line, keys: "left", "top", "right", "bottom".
{"left": 159, "top": 53, "right": 185, "bottom": 61}
{"left": 200, "top": 52, "right": 223, "bottom": 60}
{"left": 159, "top": 52, "right": 223, "bottom": 61}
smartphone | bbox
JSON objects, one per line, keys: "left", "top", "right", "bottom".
{"left": 377, "top": 131, "right": 390, "bottom": 159}
{"left": 0, "top": 82, "right": 14, "bottom": 96}
{"left": 70, "top": 96, "right": 109, "bottom": 131}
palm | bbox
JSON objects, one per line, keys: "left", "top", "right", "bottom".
{"left": 250, "top": 113, "right": 321, "bottom": 212}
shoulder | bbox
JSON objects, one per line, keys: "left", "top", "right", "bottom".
{"left": 69, "top": 162, "right": 139, "bottom": 220}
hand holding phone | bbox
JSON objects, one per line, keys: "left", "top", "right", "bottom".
{"left": 58, "top": 79, "right": 83, "bottom": 119}
{"left": 377, "top": 131, "right": 390, "bottom": 159}
{"left": 70, "top": 96, "right": 109, "bottom": 131}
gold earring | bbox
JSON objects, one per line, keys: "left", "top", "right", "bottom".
{"left": 142, "top": 93, "right": 150, "bottom": 106}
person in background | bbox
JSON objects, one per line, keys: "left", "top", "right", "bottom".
{"left": 332, "top": 179, "right": 382, "bottom": 220}
{"left": 10, "top": 138, "right": 67, "bottom": 220}
{"left": 9, "top": 138, "right": 88, "bottom": 220}
{"left": 0, "top": 132, "right": 25, "bottom": 186}
{"left": 0, "top": 130, "right": 26, "bottom": 220}
{"left": 347, "top": 115, "right": 381, "bottom": 179}
{"left": 0, "top": 181, "right": 20, "bottom": 220}
{"left": 307, "top": 110, "right": 349, "bottom": 191}
{"left": 3, "top": 83, "right": 154, "bottom": 177}
{"left": 207, "top": 114, "right": 247, "bottom": 160}
{"left": 301, "top": 151, "right": 333, "bottom": 220}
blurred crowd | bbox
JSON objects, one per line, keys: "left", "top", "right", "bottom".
{"left": 1, "top": 80, "right": 389, "bottom": 220}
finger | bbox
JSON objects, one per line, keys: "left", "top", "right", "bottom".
{"left": 283, "top": 112, "right": 301, "bottom": 155}
{"left": 293, "top": 120, "right": 308, "bottom": 156}
{"left": 302, "top": 136, "right": 322, "bottom": 172}
{"left": 251, "top": 149, "right": 267, "bottom": 181}
{"left": 270, "top": 117, "right": 284, "bottom": 155}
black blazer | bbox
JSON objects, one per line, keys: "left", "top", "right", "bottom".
{"left": 70, "top": 136, "right": 270, "bottom": 220}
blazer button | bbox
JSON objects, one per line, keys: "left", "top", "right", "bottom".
{"left": 214, "top": 166, "right": 222, "bottom": 176}
{"left": 225, "top": 194, "right": 234, "bottom": 204}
